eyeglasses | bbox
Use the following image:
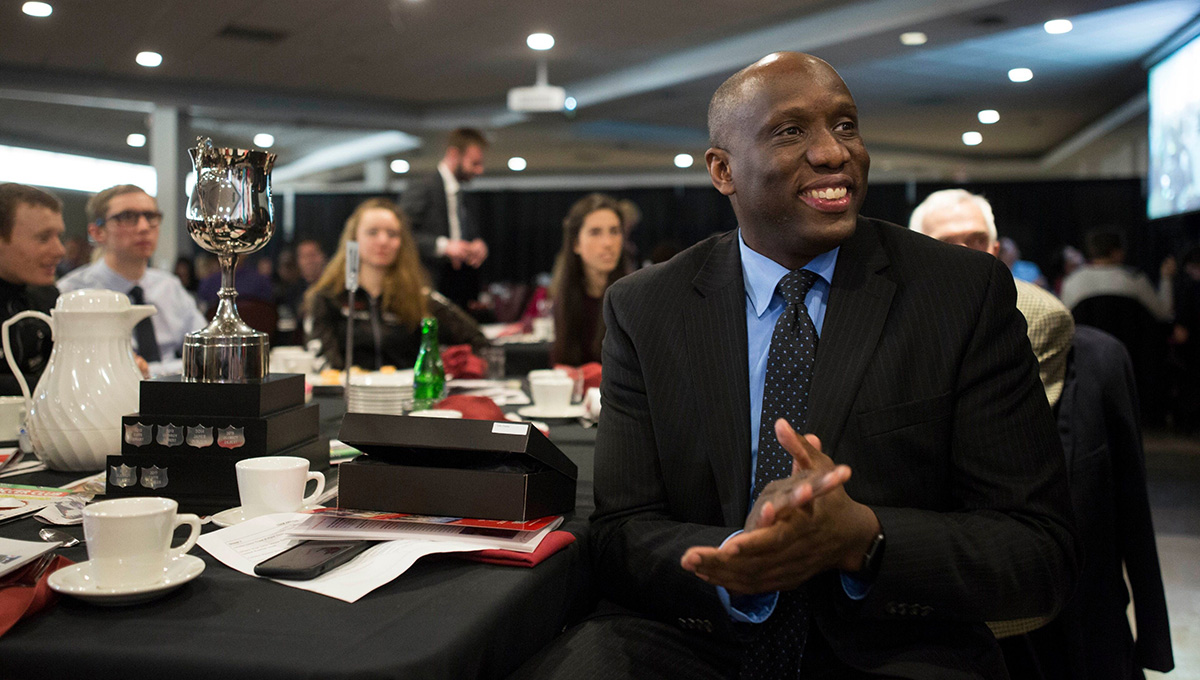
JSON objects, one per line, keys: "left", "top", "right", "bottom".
{"left": 99, "top": 210, "right": 163, "bottom": 228}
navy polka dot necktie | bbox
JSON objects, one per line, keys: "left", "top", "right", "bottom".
{"left": 740, "top": 267, "right": 820, "bottom": 680}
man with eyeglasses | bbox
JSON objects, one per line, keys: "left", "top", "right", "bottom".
{"left": 57, "top": 184, "right": 205, "bottom": 375}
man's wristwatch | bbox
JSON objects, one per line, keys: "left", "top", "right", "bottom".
{"left": 860, "top": 531, "right": 886, "bottom": 581}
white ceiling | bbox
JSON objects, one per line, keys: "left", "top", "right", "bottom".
{"left": 1, "top": 0, "right": 1198, "bottom": 187}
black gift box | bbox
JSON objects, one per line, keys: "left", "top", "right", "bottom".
{"left": 337, "top": 413, "right": 577, "bottom": 521}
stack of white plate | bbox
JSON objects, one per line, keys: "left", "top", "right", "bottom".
{"left": 346, "top": 370, "right": 415, "bottom": 415}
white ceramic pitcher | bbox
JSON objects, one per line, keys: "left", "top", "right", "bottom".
{"left": 2, "top": 289, "right": 154, "bottom": 471}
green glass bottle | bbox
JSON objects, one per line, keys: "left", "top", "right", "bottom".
{"left": 412, "top": 317, "right": 445, "bottom": 410}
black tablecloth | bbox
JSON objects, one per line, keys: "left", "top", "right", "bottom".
{"left": 0, "top": 395, "right": 596, "bottom": 680}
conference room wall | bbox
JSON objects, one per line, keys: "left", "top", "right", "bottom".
{"left": 277, "top": 178, "right": 1197, "bottom": 291}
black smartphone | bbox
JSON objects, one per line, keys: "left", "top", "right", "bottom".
{"left": 253, "top": 540, "right": 375, "bottom": 580}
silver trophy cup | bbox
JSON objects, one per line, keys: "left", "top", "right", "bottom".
{"left": 182, "top": 138, "right": 277, "bottom": 382}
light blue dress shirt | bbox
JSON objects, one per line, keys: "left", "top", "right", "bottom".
{"left": 715, "top": 231, "right": 856, "bottom": 623}
{"left": 57, "top": 260, "right": 207, "bottom": 376}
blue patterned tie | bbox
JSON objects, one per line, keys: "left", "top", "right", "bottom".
{"left": 128, "top": 285, "right": 161, "bottom": 362}
{"left": 740, "top": 268, "right": 820, "bottom": 680}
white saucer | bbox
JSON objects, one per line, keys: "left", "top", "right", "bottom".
{"left": 516, "top": 404, "right": 587, "bottom": 419}
{"left": 48, "top": 554, "right": 205, "bottom": 606}
{"left": 211, "top": 505, "right": 324, "bottom": 528}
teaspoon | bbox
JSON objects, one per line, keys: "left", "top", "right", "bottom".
{"left": 38, "top": 527, "right": 81, "bottom": 548}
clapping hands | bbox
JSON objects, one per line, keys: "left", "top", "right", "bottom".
{"left": 680, "top": 419, "right": 879, "bottom": 595}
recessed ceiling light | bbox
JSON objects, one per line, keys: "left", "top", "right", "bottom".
{"left": 21, "top": 2, "right": 52, "bottom": 17}
{"left": 1044, "top": 19, "right": 1073, "bottom": 34}
{"left": 1007, "top": 67, "right": 1033, "bottom": 83}
{"left": 253, "top": 133, "right": 275, "bottom": 148}
{"left": 390, "top": 159, "right": 410, "bottom": 174}
{"left": 508, "top": 157, "right": 527, "bottom": 171}
{"left": 962, "top": 131, "right": 983, "bottom": 146}
{"left": 977, "top": 109, "right": 1000, "bottom": 124}
{"left": 899, "top": 32, "right": 927, "bottom": 46}
{"left": 136, "top": 51, "right": 162, "bottom": 68}
{"left": 674, "top": 153, "right": 694, "bottom": 169}
{"left": 126, "top": 133, "right": 146, "bottom": 148}
{"left": 564, "top": 96, "right": 577, "bottom": 112}
{"left": 526, "top": 33, "right": 554, "bottom": 51}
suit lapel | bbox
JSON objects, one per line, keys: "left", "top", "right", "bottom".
{"left": 807, "top": 219, "right": 896, "bottom": 456}
{"left": 686, "top": 232, "right": 753, "bottom": 525}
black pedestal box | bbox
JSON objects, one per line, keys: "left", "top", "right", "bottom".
{"left": 336, "top": 413, "right": 577, "bottom": 521}
{"left": 104, "top": 437, "right": 329, "bottom": 515}
{"left": 106, "top": 373, "right": 327, "bottom": 515}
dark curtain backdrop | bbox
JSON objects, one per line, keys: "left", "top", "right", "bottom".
{"left": 277, "top": 179, "right": 1200, "bottom": 289}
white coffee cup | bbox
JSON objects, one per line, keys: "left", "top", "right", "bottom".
{"left": 530, "top": 375, "right": 574, "bottom": 411}
{"left": 82, "top": 497, "right": 201, "bottom": 589}
{"left": 235, "top": 456, "right": 325, "bottom": 519}
{"left": 583, "top": 387, "right": 602, "bottom": 419}
{"left": 527, "top": 368, "right": 568, "bottom": 381}
{"left": 0, "top": 395, "right": 25, "bottom": 441}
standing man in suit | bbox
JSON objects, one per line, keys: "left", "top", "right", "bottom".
{"left": 519, "top": 52, "right": 1075, "bottom": 679}
{"left": 400, "top": 128, "right": 489, "bottom": 309}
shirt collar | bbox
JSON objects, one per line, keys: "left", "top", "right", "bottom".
{"left": 739, "top": 229, "right": 838, "bottom": 318}
{"left": 94, "top": 259, "right": 141, "bottom": 290}
{"left": 437, "top": 162, "right": 460, "bottom": 194}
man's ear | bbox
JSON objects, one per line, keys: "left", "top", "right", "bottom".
{"left": 988, "top": 240, "right": 1001, "bottom": 257}
{"left": 706, "top": 147, "right": 735, "bottom": 197}
{"left": 87, "top": 223, "right": 107, "bottom": 246}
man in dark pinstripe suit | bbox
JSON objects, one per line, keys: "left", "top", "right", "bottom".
{"left": 517, "top": 52, "right": 1075, "bottom": 680}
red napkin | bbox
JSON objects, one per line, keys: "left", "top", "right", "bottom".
{"left": 442, "top": 344, "right": 486, "bottom": 379}
{"left": 554, "top": 362, "right": 602, "bottom": 391}
{"left": 435, "top": 394, "right": 506, "bottom": 421}
{"left": 458, "top": 531, "right": 576, "bottom": 567}
{"left": 0, "top": 555, "right": 73, "bottom": 638}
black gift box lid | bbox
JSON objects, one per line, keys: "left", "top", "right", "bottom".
{"left": 337, "top": 412, "right": 577, "bottom": 481}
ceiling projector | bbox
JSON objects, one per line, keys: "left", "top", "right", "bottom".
{"left": 507, "top": 59, "right": 567, "bottom": 113}
{"left": 507, "top": 84, "right": 567, "bottom": 112}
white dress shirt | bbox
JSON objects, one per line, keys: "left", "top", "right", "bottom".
{"left": 57, "top": 259, "right": 206, "bottom": 375}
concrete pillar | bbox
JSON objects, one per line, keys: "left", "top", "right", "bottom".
{"left": 363, "top": 158, "right": 389, "bottom": 191}
{"left": 149, "top": 105, "right": 190, "bottom": 270}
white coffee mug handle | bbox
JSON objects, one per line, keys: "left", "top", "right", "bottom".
{"left": 301, "top": 472, "right": 325, "bottom": 506}
{"left": 169, "top": 513, "right": 201, "bottom": 559}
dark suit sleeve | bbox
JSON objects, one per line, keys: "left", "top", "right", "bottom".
{"left": 399, "top": 177, "right": 443, "bottom": 262}
{"left": 856, "top": 257, "right": 1078, "bottom": 622}
{"left": 590, "top": 282, "right": 739, "bottom": 632}
{"left": 1101, "top": 334, "right": 1174, "bottom": 671}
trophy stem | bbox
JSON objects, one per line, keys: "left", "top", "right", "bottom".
{"left": 182, "top": 249, "right": 269, "bottom": 383}
{"left": 219, "top": 252, "right": 238, "bottom": 300}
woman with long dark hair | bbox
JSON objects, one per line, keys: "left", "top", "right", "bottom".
{"left": 550, "top": 193, "right": 627, "bottom": 366}
{"left": 305, "top": 198, "right": 485, "bottom": 369}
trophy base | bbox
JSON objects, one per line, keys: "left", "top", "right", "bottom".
{"left": 182, "top": 330, "right": 269, "bottom": 382}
